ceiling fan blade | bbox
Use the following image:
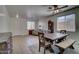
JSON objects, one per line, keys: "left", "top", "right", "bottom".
{"left": 56, "top": 5, "right": 68, "bottom": 10}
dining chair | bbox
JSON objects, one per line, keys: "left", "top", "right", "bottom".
{"left": 60, "top": 30, "right": 67, "bottom": 34}
{"left": 38, "top": 32, "right": 52, "bottom": 54}
{"left": 56, "top": 30, "right": 67, "bottom": 43}
{"left": 60, "top": 30, "right": 67, "bottom": 40}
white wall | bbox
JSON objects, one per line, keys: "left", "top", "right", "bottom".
{"left": 38, "top": 17, "right": 48, "bottom": 30}
{"left": 0, "top": 6, "right": 38, "bottom": 36}
{"left": 0, "top": 6, "right": 10, "bottom": 32}
{"left": 9, "top": 17, "right": 28, "bottom": 36}
{"left": 0, "top": 6, "right": 29, "bottom": 36}
{"left": 9, "top": 17, "right": 39, "bottom": 36}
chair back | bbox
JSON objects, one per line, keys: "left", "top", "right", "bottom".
{"left": 60, "top": 30, "right": 66, "bottom": 34}
{"left": 38, "top": 32, "right": 45, "bottom": 44}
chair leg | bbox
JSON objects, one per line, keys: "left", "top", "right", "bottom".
{"left": 39, "top": 46, "right": 40, "bottom": 52}
{"left": 55, "top": 45, "right": 64, "bottom": 54}
{"left": 44, "top": 48, "right": 45, "bottom": 54}
{"left": 58, "top": 47, "right": 64, "bottom": 54}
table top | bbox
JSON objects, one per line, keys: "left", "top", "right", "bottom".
{"left": 44, "top": 33, "right": 69, "bottom": 40}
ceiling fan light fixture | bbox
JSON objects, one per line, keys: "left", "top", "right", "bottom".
{"left": 54, "top": 10, "right": 59, "bottom": 13}
{"left": 56, "top": 10, "right": 59, "bottom": 13}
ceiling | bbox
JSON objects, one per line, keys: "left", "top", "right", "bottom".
{"left": 5, "top": 5, "right": 78, "bottom": 19}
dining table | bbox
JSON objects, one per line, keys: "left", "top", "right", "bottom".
{"left": 44, "top": 32, "right": 69, "bottom": 44}
{"left": 43, "top": 32, "right": 70, "bottom": 53}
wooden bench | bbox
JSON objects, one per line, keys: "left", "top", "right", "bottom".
{"left": 55, "top": 39, "right": 76, "bottom": 54}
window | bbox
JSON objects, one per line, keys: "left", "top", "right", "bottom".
{"left": 57, "top": 16, "right": 66, "bottom": 31}
{"left": 57, "top": 14, "right": 76, "bottom": 32}
{"left": 27, "top": 21, "right": 35, "bottom": 30}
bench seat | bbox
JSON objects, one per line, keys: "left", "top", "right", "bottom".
{"left": 55, "top": 39, "right": 75, "bottom": 49}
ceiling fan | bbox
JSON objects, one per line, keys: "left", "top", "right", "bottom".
{"left": 48, "top": 5, "right": 68, "bottom": 11}
{"left": 47, "top": 5, "right": 68, "bottom": 14}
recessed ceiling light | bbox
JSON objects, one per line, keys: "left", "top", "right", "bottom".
{"left": 16, "top": 14, "right": 19, "bottom": 18}
{"left": 0, "top": 13, "right": 5, "bottom": 16}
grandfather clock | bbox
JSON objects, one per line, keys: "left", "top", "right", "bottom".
{"left": 48, "top": 20, "right": 54, "bottom": 33}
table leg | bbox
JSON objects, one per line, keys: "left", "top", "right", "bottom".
{"left": 69, "top": 45, "right": 74, "bottom": 49}
{"left": 56, "top": 46, "right": 65, "bottom": 54}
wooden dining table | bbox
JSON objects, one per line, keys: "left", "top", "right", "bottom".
{"left": 44, "top": 33, "right": 69, "bottom": 44}
{"left": 43, "top": 32, "right": 69, "bottom": 53}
